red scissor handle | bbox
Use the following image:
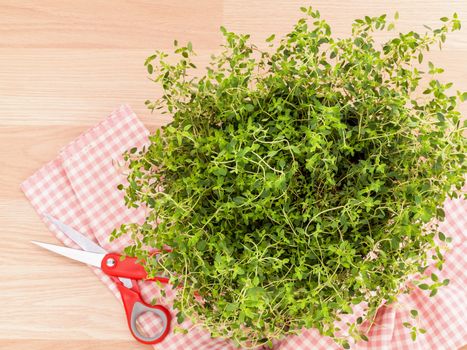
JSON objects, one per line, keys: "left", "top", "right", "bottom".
{"left": 115, "top": 279, "right": 171, "bottom": 344}
{"left": 101, "top": 253, "right": 169, "bottom": 284}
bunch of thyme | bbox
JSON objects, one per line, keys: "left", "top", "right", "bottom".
{"left": 114, "top": 8, "right": 466, "bottom": 348}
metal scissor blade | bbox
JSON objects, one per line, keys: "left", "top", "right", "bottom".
{"left": 43, "top": 214, "right": 107, "bottom": 254}
{"left": 31, "top": 241, "right": 105, "bottom": 268}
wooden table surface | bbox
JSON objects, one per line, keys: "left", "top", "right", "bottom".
{"left": 1, "top": 1, "right": 466, "bottom": 349}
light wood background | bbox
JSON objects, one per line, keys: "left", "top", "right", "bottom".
{"left": 0, "top": 1, "right": 466, "bottom": 349}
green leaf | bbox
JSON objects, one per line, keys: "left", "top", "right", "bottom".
{"left": 266, "top": 34, "right": 276, "bottom": 42}
{"left": 225, "top": 303, "right": 237, "bottom": 312}
{"left": 252, "top": 276, "right": 260, "bottom": 286}
{"left": 245, "top": 104, "right": 255, "bottom": 112}
{"left": 418, "top": 52, "right": 423, "bottom": 64}
{"left": 410, "top": 309, "right": 418, "bottom": 317}
{"left": 213, "top": 167, "right": 227, "bottom": 177}
{"left": 439, "top": 232, "right": 446, "bottom": 241}
{"left": 176, "top": 312, "right": 185, "bottom": 324}
{"left": 197, "top": 240, "right": 207, "bottom": 251}
{"left": 232, "top": 196, "right": 246, "bottom": 204}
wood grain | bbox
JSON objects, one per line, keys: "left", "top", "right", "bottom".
{"left": 0, "top": 1, "right": 465, "bottom": 349}
{"left": 0, "top": 0, "right": 222, "bottom": 49}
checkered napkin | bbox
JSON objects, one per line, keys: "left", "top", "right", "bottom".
{"left": 21, "top": 105, "right": 466, "bottom": 350}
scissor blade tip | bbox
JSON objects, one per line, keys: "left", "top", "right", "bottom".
{"left": 31, "top": 240, "right": 46, "bottom": 248}
{"left": 31, "top": 240, "right": 45, "bottom": 244}
{"left": 41, "top": 212, "right": 54, "bottom": 220}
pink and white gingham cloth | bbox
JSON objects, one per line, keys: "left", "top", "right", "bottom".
{"left": 21, "top": 105, "right": 467, "bottom": 350}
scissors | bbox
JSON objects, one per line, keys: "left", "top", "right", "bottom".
{"left": 32, "top": 214, "right": 171, "bottom": 345}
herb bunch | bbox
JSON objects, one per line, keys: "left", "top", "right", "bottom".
{"left": 115, "top": 8, "right": 466, "bottom": 348}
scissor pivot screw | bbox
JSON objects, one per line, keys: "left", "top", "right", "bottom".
{"left": 106, "top": 257, "right": 116, "bottom": 267}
